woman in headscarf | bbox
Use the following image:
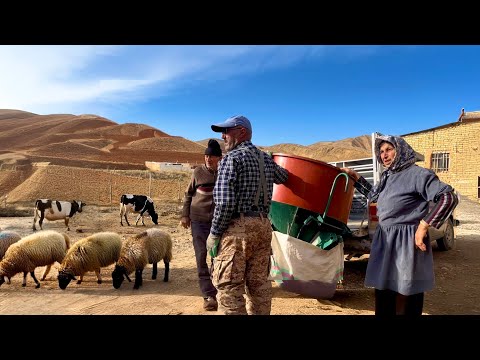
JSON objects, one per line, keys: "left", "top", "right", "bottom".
{"left": 341, "top": 134, "right": 458, "bottom": 316}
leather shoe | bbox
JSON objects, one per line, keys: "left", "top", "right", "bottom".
{"left": 203, "top": 296, "right": 218, "bottom": 311}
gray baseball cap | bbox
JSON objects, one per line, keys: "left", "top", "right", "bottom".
{"left": 211, "top": 115, "right": 252, "bottom": 133}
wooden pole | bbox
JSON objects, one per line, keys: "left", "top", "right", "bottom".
{"left": 148, "top": 172, "right": 152, "bottom": 197}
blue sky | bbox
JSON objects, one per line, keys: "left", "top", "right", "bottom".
{"left": 0, "top": 45, "right": 478, "bottom": 146}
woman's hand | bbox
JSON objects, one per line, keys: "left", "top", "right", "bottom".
{"left": 415, "top": 220, "right": 429, "bottom": 251}
{"left": 340, "top": 167, "right": 359, "bottom": 181}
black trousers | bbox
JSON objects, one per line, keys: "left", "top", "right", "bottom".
{"left": 191, "top": 221, "right": 217, "bottom": 298}
{"left": 375, "top": 289, "right": 424, "bottom": 316}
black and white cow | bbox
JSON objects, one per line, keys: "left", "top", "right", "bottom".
{"left": 120, "top": 194, "right": 159, "bottom": 226}
{"left": 33, "top": 199, "right": 86, "bottom": 231}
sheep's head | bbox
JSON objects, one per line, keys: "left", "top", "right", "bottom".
{"left": 112, "top": 265, "right": 130, "bottom": 289}
{"left": 150, "top": 212, "right": 159, "bottom": 225}
{"left": 57, "top": 270, "right": 76, "bottom": 290}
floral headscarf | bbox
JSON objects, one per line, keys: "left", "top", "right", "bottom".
{"left": 370, "top": 134, "right": 416, "bottom": 202}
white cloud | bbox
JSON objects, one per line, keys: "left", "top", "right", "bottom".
{"left": 0, "top": 45, "right": 380, "bottom": 115}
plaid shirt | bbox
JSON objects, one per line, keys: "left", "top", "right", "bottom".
{"left": 210, "top": 140, "right": 288, "bottom": 236}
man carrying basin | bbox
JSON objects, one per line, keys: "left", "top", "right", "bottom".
{"left": 207, "top": 115, "right": 289, "bottom": 315}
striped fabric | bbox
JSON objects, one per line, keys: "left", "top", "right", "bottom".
{"left": 196, "top": 185, "right": 214, "bottom": 196}
{"left": 424, "top": 190, "right": 458, "bottom": 228}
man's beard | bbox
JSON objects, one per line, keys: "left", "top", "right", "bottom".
{"left": 225, "top": 138, "right": 240, "bottom": 152}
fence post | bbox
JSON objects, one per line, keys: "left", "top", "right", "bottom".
{"left": 148, "top": 172, "right": 152, "bottom": 197}
{"left": 178, "top": 179, "right": 181, "bottom": 201}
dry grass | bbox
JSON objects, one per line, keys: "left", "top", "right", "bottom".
{"left": 0, "top": 207, "right": 31, "bottom": 217}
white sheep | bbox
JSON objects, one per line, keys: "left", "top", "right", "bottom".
{"left": 0, "top": 230, "right": 22, "bottom": 284}
{"left": 57, "top": 232, "right": 122, "bottom": 289}
{"left": 0, "top": 230, "right": 71, "bottom": 288}
{"left": 111, "top": 228, "right": 172, "bottom": 290}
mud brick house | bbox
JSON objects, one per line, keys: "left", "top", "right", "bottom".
{"left": 402, "top": 109, "right": 480, "bottom": 202}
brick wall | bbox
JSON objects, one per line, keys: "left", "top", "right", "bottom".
{"left": 403, "top": 120, "right": 480, "bottom": 201}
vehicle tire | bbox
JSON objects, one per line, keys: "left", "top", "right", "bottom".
{"left": 436, "top": 218, "right": 455, "bottom": 251}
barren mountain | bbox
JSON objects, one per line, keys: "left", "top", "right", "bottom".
{"left": 0, "top": 109, "right": 372, "bottom": 171}
{"left": 196, "top": 138, "right": 226, "bottom": 152}
{"left": 0, "top": 110, "right": 204, "bottom": 170}
{"left": 0, "top": 109, "right": 37, "bottom": 120}
{"left": 127, "top": 137, "right": 206, "bottom": 153}
{"left": 196, "top": 136, "right": 372, "bottom": 162}
{"left": 261, "top": 134, "right": 372, "bottom": 162}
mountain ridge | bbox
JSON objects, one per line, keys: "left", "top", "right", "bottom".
{"left": 0, "top": 109, "right": 372, "bottom": 169}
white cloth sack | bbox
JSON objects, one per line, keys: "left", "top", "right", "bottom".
{"left": 269, "top": 230, "right": 344, "bottom": 299}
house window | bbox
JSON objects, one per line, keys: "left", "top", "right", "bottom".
{"left": 431, "top": 152, "right": 450, "bottom": 172}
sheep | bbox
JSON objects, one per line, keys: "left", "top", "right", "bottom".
{"left": 111, "top": 228, "right": 172, "bottom": 290}
{"left": 0, "top": 230, "right": 22, "bottom": 284}
{"left": 0, "top": 230, "right": 22, "bottom": 259}
{"left": 57, "top": 232, "right": 122, "bottom": 289}
{"left": 0, "top": 230, "right": 71, "bottom": 288}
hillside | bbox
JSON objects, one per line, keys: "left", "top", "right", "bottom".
{"left": 0, "top": 109, "right": 374, "bottom": 206}
{"left": 127, "top": 137, "right": 206, "bottom": 153}
{"left": 261, "top": 134, "right": 372, "bottom": 162}
{"left": 196, "top": 138, "right": 226, "bottom": 152}
{"left": 0, "top": 109, "right": 373, "bottom": 170}
{"left": 6, "top": 165, "right": 191, "bottom": 205}
{"left": 0, "top": 110, "right": 205, "bottom": 170}
{"left": 196, "top": 135, "right": 372, "bottom": 162}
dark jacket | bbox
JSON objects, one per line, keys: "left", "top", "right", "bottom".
{"left": 181, "top": 164, "right": 217, "bottom": 222}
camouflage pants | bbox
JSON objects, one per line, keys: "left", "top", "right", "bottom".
{"left": 212, "top": 216, "right": 273, "bottom": 315}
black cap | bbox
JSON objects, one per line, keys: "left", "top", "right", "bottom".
{"left": 205, "top": 139, "right": 222, "bottom": 157}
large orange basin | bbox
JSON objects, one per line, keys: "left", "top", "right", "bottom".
{"left": 272, "top": 153, "right": 355, "bottom": 225}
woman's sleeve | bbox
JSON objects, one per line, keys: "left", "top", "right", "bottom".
{"left": 418, "top": 169, "right": 459, "bottom": 229}
{"left": 423, "top": 190, "right": 458, "bottom": 229}
{"left": 353, "top": 176, "right": 373, "bottom": 198}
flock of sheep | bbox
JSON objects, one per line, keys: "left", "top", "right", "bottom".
{"left": 0, "top": 227, "right": 173, "bottom": 290}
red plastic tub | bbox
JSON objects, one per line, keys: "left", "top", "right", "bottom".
{"left": 272, "top": 153, "right": 355, "bottom": 225}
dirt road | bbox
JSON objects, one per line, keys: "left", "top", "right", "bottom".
{"left": 0, "top": 196, "right": 479, "bottom": 315}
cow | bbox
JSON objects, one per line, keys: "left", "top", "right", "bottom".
{"left": 120, "top": 194, "right": 159, "bottom": 226}
{"left": 33, "top": 199, "right": 86, "bottom": 231}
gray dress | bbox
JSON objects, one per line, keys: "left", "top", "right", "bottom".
{"left": 365, "top": 165, "right": 453, "bottom": 295}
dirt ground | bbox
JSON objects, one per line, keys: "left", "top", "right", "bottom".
{"left": 0, "top": 196, "right": 479, "bottom": 315}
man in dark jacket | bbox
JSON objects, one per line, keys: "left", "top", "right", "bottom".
{"left": 180, "top": 139, "right": 222, "bottom": 311}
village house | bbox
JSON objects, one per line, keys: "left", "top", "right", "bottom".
{"left": 403, "top": 109, "right": 480, "bottom": 202}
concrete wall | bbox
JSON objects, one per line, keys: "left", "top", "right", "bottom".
{"left": 145, "top": 161, "right": 191, "bottom": 173}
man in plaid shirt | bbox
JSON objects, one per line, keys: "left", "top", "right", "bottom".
{"left": 207, "top": 115, "right": 288, "bottom": 315}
